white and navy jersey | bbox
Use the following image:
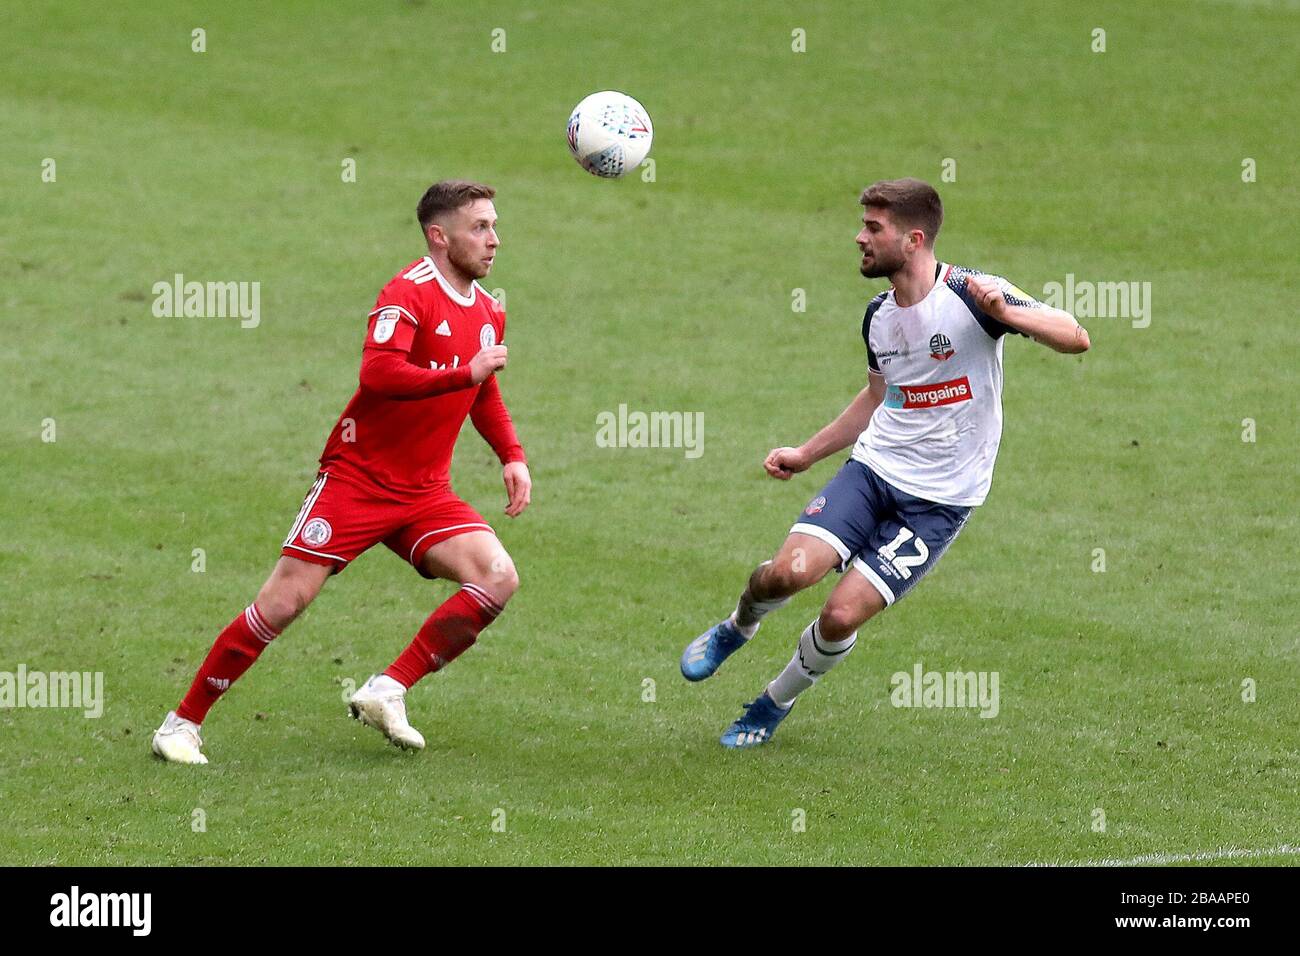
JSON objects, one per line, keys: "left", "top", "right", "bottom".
{"left": 851, "top": 262, "right": 1045, "bottom": 507}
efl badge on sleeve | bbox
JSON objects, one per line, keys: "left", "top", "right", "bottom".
{"left": 373, "top": 308, "right": 401, "bottom": 344}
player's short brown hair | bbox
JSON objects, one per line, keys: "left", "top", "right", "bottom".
{"left": 859, "top": 178, "right": 943, "bottom": 247}
{"left": 416, "top": 180, "right": 496, "bottom": 229}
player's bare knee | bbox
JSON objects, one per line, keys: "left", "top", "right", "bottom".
{"left": 478, "top": 549, "right": 519, "bottom": 605}
{"left": 489, "top": 567, "right": 520, "bottom": 605}
{"left": 818, "top": 599, "right": 866, "bottom": 642}
{"left": 256, "top": 578, "right": 317, "bottom": 630}
{"left": 256, "top": 589, "right": 297, "bottom": 630}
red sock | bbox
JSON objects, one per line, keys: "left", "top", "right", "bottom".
{"left": 176, "top": 604, "right": 281, "bottom": 724}
{"left": 384, "top": 584, "right": 502, "bottom": 688}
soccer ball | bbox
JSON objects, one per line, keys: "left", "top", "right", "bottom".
{"left": 566, "top": 91, "right": 653, "bottom": 179}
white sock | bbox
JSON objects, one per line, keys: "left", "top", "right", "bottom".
{"left": 766, "top": 620, "right": 857, "bottom": 709}
{"left": 370, "top": 674, "right": 405, "bottom": 695}
{"left": 165, "top": 711, "right": 199, "bottom": 731}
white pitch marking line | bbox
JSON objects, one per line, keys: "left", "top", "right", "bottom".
{"left": 1026, "top": 843, "right": 1300, "bottom": 867}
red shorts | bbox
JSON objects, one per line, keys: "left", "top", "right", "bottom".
{"left": 280, "top": 472, "right": 494, "bottom": 574}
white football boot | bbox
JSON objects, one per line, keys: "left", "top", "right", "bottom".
{"left": 348, "top": 675, "right": 425, "bottom": 750}
{"left": 151, "top": 711, "right": 209, "bottom": 765}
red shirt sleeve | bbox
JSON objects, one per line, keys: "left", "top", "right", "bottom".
{"left": 359, "top": 348, "right": 474, "bottom": 400}
{"left": 470, "top": 374, "right": 526, "bottom": 465}
{"left": 358, "top": 298, "right": 474, "bottom": 399}
{"left": 366, "top": 304, "right": 419, "bottom": 352}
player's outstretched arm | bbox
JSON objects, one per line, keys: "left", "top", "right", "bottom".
{"left": 965, "top": 274, "right": 1091, "bottom": 354}
{"left": 764, "top": 374, "right": 886, "bottom": 480}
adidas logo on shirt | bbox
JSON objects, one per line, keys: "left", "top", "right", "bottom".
{"left": 435, "top": 320, "right": 452, "bottom": 336}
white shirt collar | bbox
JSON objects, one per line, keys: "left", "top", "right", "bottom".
{"left": 423, "top": 255, "right": 476, "bottom": 307}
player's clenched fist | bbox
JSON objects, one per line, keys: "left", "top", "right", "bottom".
{"left": 764, "top": 446, "right": 811, "bottom": 480}
{"left": 964, "top": 274, "right": 1008, "bottom": 320}
{"left": 469, "top": 345, "right": 508, "bottom": 383}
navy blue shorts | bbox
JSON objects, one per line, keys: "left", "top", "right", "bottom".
{"left": 790, "top": 459, "right": 972, "bottom": 605}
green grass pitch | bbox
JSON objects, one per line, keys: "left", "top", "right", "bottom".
{"left": 1, "top": 0, "right": 1297, "bottom": 866}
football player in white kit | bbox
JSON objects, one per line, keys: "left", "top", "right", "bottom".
{"left": 681, "top": 178, "right": 1091, "bottom": 748}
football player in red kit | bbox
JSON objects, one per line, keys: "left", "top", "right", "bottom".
{"left": 152, "top": 180, "right": 530, "bottom": 763}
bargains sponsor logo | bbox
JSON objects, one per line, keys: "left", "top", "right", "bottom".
{"left": 885, "top": 376, "right": 972, "bottom": 409}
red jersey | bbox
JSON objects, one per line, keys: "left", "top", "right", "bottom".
{"left": 318, "top": 255, "right": 525, "bottom": 498}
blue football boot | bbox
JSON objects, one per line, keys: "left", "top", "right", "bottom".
{"left": 681, "top": 618, "right": 749, "bottom": 682}
{"left": 719, "top": 691, "right": 792, "bottom": 748}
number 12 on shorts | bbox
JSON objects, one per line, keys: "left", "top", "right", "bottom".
{"left": 877, "top": 527, "right": 928, "bottom": 579}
